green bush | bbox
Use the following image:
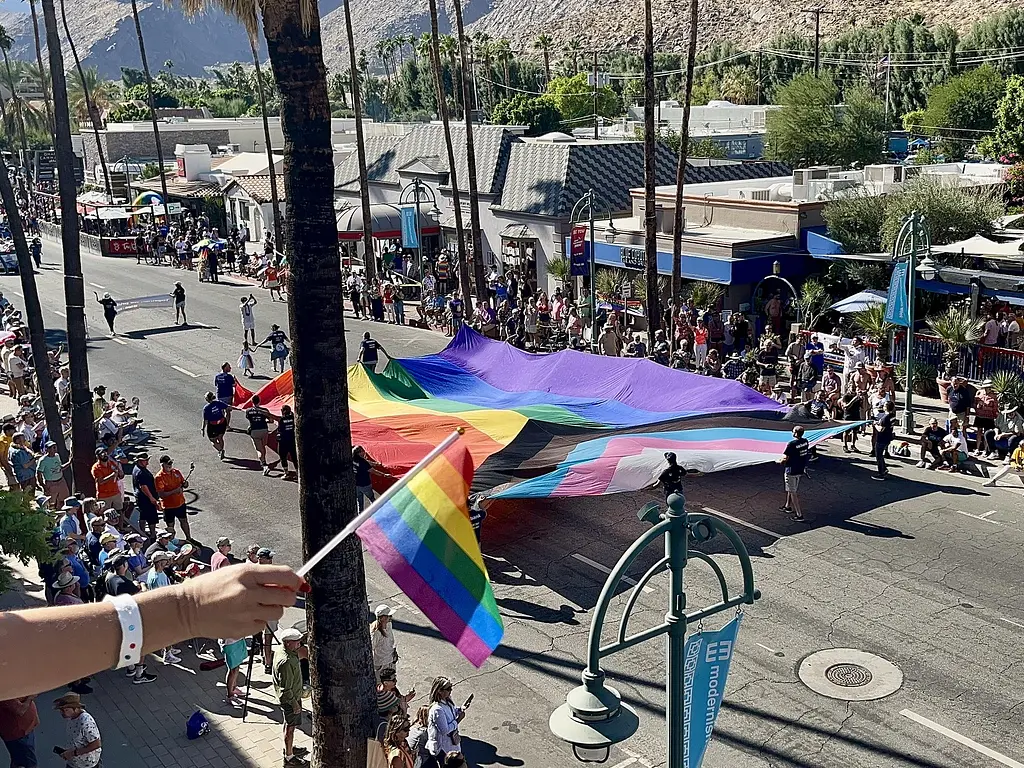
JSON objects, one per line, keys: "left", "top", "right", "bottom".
{"left": 0, "top": 491, "right": 53, "bottom": 593}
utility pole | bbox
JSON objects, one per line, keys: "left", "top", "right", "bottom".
{"left": 803, "top": 7, "right": 832, "bottom": 78}
{"left": 592, "top": 50, "right": 599, "bottom": 140}
{"left": 756, "top": 49, "right": 763, "bottom": 105}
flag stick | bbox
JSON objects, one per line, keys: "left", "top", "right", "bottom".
{"left": 297, "top": 428, "right": 464, "bottom": 578}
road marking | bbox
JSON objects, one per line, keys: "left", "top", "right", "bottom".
{"left": 572, "top": 553, "right": 655, "bottom": 594}
{"left": 10, "top": 290, "right": 22, "bottom": 297}
{"left": 89, "top": 282, "right": 106, "bottom": 290}
{"left": 979, "top": 510, "right": 998, "bottom": 519}
{"left": 701, "top": 506, "right": 786, "bottom": 539}
{"left": 900, "top": 709, "right": 1024, "bottom": 768}
{"left": 955, "top": 510, "right": 1002, "bottom": 526}
{"left": 54, "top": 310, "right": 66, "bottom": 318}
{"left": 1000, "top": 617, "right": 1024, "bottom": 630}
{"left": 756, "top": 642, "right": 779, "bottom": 654}
{"left": 609, "top": 759, "right": 637, "bottom": 768}
{"left": 170, "top": 365, "right": 199, "bottom": 378}
{"left": 112, "top": 337, "right": 128, "bottom": 346}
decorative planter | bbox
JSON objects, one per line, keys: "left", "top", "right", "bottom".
{"left": 937, "top": 378, "right": 951, "bottom": 404}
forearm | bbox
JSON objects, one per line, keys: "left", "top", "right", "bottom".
{"left": 0, "top": 583, "right": 195, "bottom": 699}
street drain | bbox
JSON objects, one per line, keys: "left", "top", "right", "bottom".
{"left": 799, "top": 649, "right": 903, "bottom": 701}
{"left": 825, "top": 663, "right": 873, "bottom": 687}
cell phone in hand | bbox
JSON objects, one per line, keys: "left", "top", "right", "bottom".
{"left": 53, "top": 746, "right": 66, "bottom": 755}
{"left": 463, "top": 693, "right": 474, "bottom": 709}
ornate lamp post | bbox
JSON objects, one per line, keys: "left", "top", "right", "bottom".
{"left": 399, "top": 177, "right": 441, "bottom": 279}
{"left": 549, "top": 493, "right": 760, "bottom": 764}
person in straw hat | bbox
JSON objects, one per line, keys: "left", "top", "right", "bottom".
{"left": 53, "top": 692, "right": 101, "bottom": 767}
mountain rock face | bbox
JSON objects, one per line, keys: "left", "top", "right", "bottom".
{"left": 0, "top": 0, "right": 1016, "bottom": 78}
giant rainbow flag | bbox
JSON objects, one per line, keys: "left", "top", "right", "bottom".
{"left": 356, "top": 439, "right": 502, "bottom": 667}
{"left": 236, "top": 326, "right": 854, "bottom": 499}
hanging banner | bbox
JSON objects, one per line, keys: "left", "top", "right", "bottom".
{"left": 570, "top": 224, "right": 588, "bottom": 276}
{"left": 401, "top": 206, "right": 419, "bottom": 249}
{"left": 683, "top": 615, "right": 742, "bottom": 768}
{"left": 115, "top": 294, "right": 176, "bottom": 313}
{"left": 884, "top": 262, "right": 910, "bottom": 327}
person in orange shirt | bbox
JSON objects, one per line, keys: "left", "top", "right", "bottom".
{"left": 154, "top": 454, "right": 192, "bottom": 542}
{"left": 91, "top": 448, "right": 124, "bottom": 520}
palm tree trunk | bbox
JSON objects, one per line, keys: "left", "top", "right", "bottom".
{"left": 249, "top": 33, "right": 283, "bottom": 253}
{"left": 428, "top": 0, "right": 468, "bottom": 293}
{"left": 259, "top": 3, "right": 375, "bottom": 765}
{"left": 60, "top": 0, "right": 113, "bottom": 202}
{"left": 128, "top": 0, "right": 171, "bottom": 222}
{"left": 3, "top": 50, "right": 31, "bottom": 186}
{"left": 642, "top": 0, "right": 660, "bottom": 348}
{"left": 28, "top": 0, "right": 54, "bottom": 135}
{"left": 344, "top": 0, "right": 376, "bottom": 280}
{"left": 0, "top": 152, "right": 68, "bottom": 482}
{"left": 670, "top": 0, "right": 699, "bottom": 305}
{"left": 40, "top": 0, "right": 94, "bottom": 493}
{"left": 543, "top": 49, "right": 551, "bottom": 84}
{"left": 452, "top": 0, "right": 487, "bottom": 305}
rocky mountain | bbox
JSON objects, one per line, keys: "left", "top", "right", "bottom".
{"left": 0, "top": 0, "right": 1018, "bottom": 78}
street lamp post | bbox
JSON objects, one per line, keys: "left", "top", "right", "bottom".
{"left": 549, "top": 493, "right": 760, "bottom": 765}
{"left": 891, "top": 210, "right": 935, "bottom": 434}
{"left": 399, "top": 178, "right": 441, "bottom": 279}
{"left": 570, "top": 190, "right": 600, "bottom": 351}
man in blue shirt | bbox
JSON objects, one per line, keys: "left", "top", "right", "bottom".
{"left": 779, "top": 425, "right": 810, "bottom": 522}
{"left": 60, "top": 538, "right": 92, "bottom": 600}
{"left": 357, "top": 332, "right": 389, "bottom": 371}
{"left": 202, "top": 392, "right": 230, "bottom": 460}
{"left": 806, "top": 334, "right": 825, "bottom": 378}
{"left": 214, "top": 363, "right": 236, "bottom": 426}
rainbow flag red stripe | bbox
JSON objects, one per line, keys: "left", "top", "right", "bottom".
{"left": 357, "top": 442, "right": 503, "bottom": 667}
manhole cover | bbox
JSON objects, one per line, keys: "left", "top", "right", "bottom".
{"left": 799, "top": 649, "right": 903, "bottom": 701}
{"left": 825, "top": 663, "right": 873, "bottom": 687}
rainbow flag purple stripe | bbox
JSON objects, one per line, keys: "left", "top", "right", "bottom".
{"left": 357, "top": 442, "right": 503, "bottom": 667}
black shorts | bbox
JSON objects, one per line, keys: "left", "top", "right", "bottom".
{"left": 975, "top": 417, "right": 996, "bottom": 431}
{"left": 278, "top": 439, "right": 297, "bottom": 461}
{"left": 162, "top": 505, "right": 188, "bottom": 525}
{"left": 207, "top": 421, "right": 227, "bottom": 440}
{"left": 138, "top": 503, "right": 159, "bottom": 524}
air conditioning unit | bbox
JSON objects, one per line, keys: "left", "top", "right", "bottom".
{"left": 730, "top": 187, "right": 771, "bottom": 201}
{"left": 865, "top": 164, "right": 905, "bottom": 184}
{"left": 807, "top": 166, "right": 830, "bottom": 180}
{"left": 749, "top": 188, "right": 772, "bottom": 201}
{"left": 792, "top": 169, "right": 811, "bottom": 186}
{"left": 752, "top": 110, "right": 767, "bottom": 130}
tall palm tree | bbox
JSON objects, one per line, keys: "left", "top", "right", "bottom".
{"left": 492, "top": 37, "right": 512, "bottom": 89}
{"left": 248, "top": 30, "right": 283, "bottom": 252}
{"left": 670, "top": 0, "right": 699, "bottom": 304}
{"left": 40, "top": 0, "right": 94, "bottom": 492}
{"left": 60, "top": 0, "right": 113, "bottom": 202}
{"left": 127, "top": 0, "right": 171, "bottom": 217}
{"left": 473, "top": 32, "right": 494, "bottom": 111}
{"left": 533, "top": 34, "right": 553, "bottom": 84}
{"left": 562, "top": 39, "right": 583, "bottom": 74}
{"left": 453, "top": 0, "right": 488, "bottom": 303}
{"left": 642, "top": 0, "right": 660, "bottom": 347}
{"left": 343, "top": 0, "right": 375, "bottom": 282}
{"left": 0, "top": 26, "right": 31, "bottom": 184}
{"left": 28, "top": 0, "right": 53, "bottom": 135}
{"left": 427, "top": 0, "right": 468, "bottom": 293}
{"left": 181, "top": 0, "right": 376, "bottom": 765}
{"left": 439, "top": 34, "right": 461, "bottom": 115}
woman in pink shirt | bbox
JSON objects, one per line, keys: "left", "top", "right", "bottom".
{"left": 693, "top": 320, "right": 709, "bottom": 369}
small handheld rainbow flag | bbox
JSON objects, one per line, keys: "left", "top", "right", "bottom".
{"left": 356, "top": 440, "right": 504, "bottom": 667}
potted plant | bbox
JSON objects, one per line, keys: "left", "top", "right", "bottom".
{"left": 895, "top": 361, "right": 939, "bottom": 397}
{"left": 853, "top": 304, "right": 896, "bottom": 363}
{"left": 927, "top": 306, "right": 985, "bottom": 401}
{"left": 991, "top": 370, "right": 1024, "bottom": 410}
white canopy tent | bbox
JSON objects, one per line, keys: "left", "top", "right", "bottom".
{"left": 829, "top": 289, "right": 888, "bottom": 314}
{"left": 931, "top": 235, "right": 1024, "bottom": 257}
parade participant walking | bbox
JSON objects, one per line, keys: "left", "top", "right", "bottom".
{"left": 658, "top": 452, "right": 685, "bottom": 499}
{"left": 214, "top": 363, "right": 236, "bottom": 425}
{"left": 0, "top": 694, "right": 39, "bottom": 768}
{"left": 274, "top": 628, "right": 309, "bottom": 767}
{"left": 358, "top": 332, "right": 389, "bottom": 371}
{"left": 371, "top": 604, "right": 399, "bottom": 681}
{"left": 171, "top": 281, "right": 187, "bottom": 325}
{"left": 276, "top": 404, "right": 297, "bottom": 479}
{"left": 257, "top": 325, "right": 290, "bottom": 373}
{"left": 263, "top": 261, "right": 284, "bottom": 302}
{"left": 241, "top": 394, "right": 277, "bottom": 474}
{"left": 353, "top": 445, "right": 389, "bottom": 511}
{"left": 131, "top": 454, "right": 160, "bottom": 540}
{"left": 155, "top": 455, "right": 192, "bottom": 542}
{"left": 348, "top": 274, "right": 363, "bottom": 319}
{"left": 872, "top": 401, "right": 897, "bottom": 480}
{"left": 202, "top": 392, "right": 230, "bottom": 460}
{"left": 779, "top": 425, "right": 810, "bottom": 521}
{"left": 94, "top": 292, "right": 117, "bottom": 336}
{"left": 90, "top": 448, "right": 124, "bottom": 518}
{"left": 239, "top": 295, "right": 258, "bottom": 345}
{"left": 53, "top": 693, "right": 101, "bottom": 768}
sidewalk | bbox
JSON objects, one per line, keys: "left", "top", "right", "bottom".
{"left": 2, "top": 558, "right": 310, "bottom": 767}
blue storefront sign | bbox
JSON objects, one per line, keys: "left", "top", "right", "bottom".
{"left": 885, "top": 261, "right": 910, "bottom": 326}
{"left": 401, "top": 205, "right": 419, "bottom": 249}
{"left": 683, "top": 616, "right": 742, "bottom": 768}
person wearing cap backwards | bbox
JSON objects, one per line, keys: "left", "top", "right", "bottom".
{"left": 53, "top": 692, "right": 101, "bottom": 767}
{"left": 211, "top": 537, "right": 233, "bottom": 571}
{"left": 972, "top": 379, "right": 1000, "bottom": 456}
{"left": 370, "top": 604, "right": 399, "bottom": 681}
{"left": 155, "top": 455, "right": 192, "bottom": 543}
{"left": 36, "top": 440, "right": 70, "bottom": 507}
{"left": 90, "top": 447, "right": 124, "bottom": 521}
{"left": 171, "top": 281, "right": 187, "bottom": 325}
{"left": 274, "top": 628, "right": 309, "bottom": 766}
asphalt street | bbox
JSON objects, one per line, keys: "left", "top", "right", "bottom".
{"left": 12, "top": 238, "right": 1024, "bottom": 768}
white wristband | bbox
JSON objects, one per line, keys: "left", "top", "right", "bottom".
{"left": 106, "top": 594, "right": 143, "bottom": 669}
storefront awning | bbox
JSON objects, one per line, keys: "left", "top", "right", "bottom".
{"left": 337, "top": 202, "right": 440, "bottom": 242}
{"left": 499, "top": 223, "right": 537, "bottom": 240}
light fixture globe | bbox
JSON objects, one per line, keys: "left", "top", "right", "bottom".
{"left": 549, "top": 678, "right": 640, "bottom": 763}
{"left": 917, "top": 255, "right": 939, "bottom": 281}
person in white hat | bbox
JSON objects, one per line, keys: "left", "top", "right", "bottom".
{"left": 274, "top": 627, "right": 309, "bottom": 766}
{"left": 370, "top": 604, "right": 398, "bottom": 680}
